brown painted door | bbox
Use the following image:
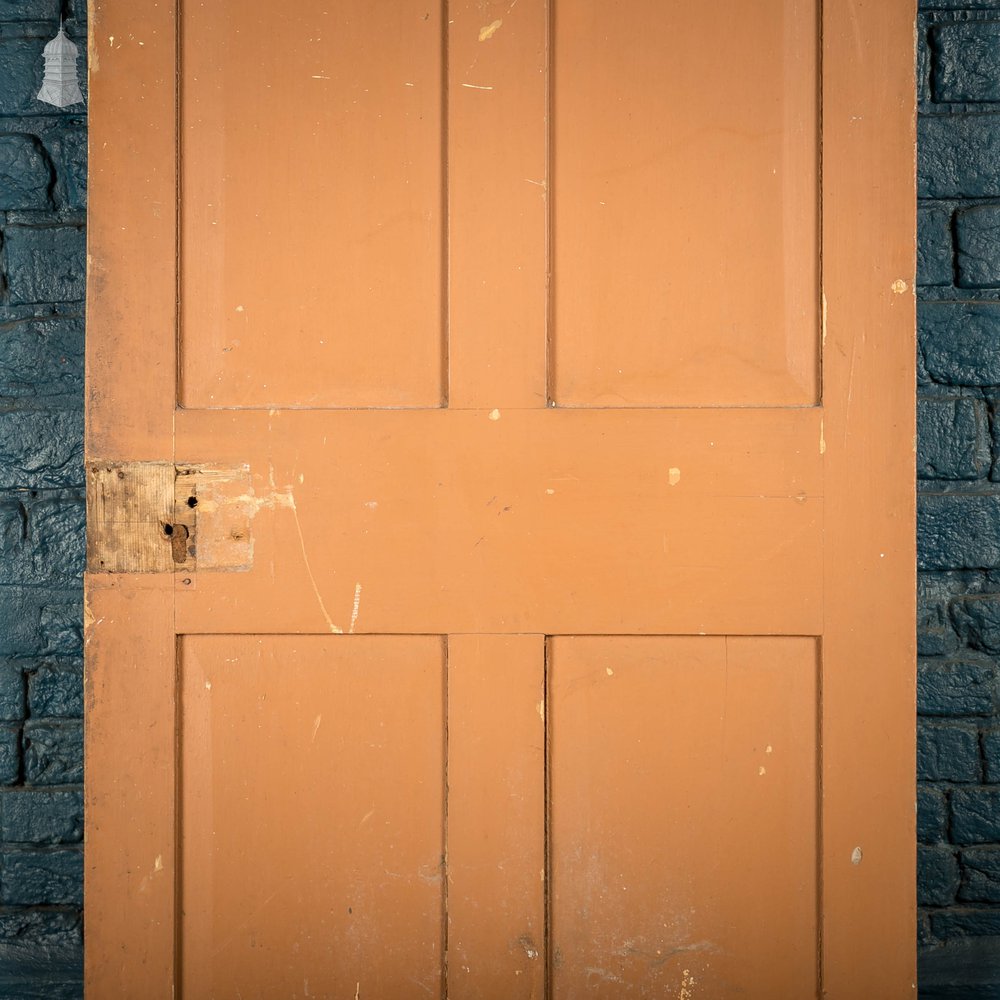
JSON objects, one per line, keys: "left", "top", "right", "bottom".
{"left": 85, "top": 2, "right": 916, "bottom": 997}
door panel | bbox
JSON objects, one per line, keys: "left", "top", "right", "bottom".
{"left": 551, "top": 0, "right": 819, "bottom": 407}
{"left": 179, "top": 635, "right": 445, "bottom": 998}
{"left": 86, "top": 0, "right": 916, "bottom": 996}
{"left": 549, "top": 636, "right": 818, "bottom": 997}
{"left": 179, "top": 1, "right": 445, "bottom": 409}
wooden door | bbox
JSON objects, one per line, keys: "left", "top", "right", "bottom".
{"left": 85, "top": 2, "right": 916, "bottom": 997}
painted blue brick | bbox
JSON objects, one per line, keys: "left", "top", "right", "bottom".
{"left": 919, "top": 660, "right": 1000, "bottom": 716}
{"left": 922, "top": 0, "right": 1000, "bottom": 7}
{"left": 984, "top": 728, "right": 1000, "bottom": 783}
{"left": 0, "top": 500, "right": 84, "bottom": 586}
{"left": 0, "top": 726, "right": 18, "bottom": 786}
{"left": 953, "top": 787, "right": 1000, "bottom": 844}
{"left": 0, "top": 909, "right": 81, "bottom": 995}
{"left": 0, "top": 790, "right": 81, "bottom": 845}
{"left": 919, "top": 114, "right": 1000, "bottom": 198}
{"left": 0, "top": 25, "right": 46, "bottom": 116}
{"left": 933, "top": 21, "right": 1000, "bottom": 104}
{"left": 919, "top": 722, "right": 982, "bottom": 782}
{"left": 919, "top": 572, "right": 967, "bottom": 656}
{"left": 918, "top": 912, "right": 935, "bottom": 949}
{"left": 919, "top": 785, "right": 950, "bottom": 842}
{"left": 957, "top": 204, "right": 1000, "bottom": 287}
{"left": 0, "top": 134, "right": 50, "bottom": 210}
{"left": 920, "top": 302, "right": 1000, "bottom": 386}
{"left": 23, "top": 722, "right": 80, "bottom": 785}
{"left": 919, "top": 205, "right": 954, "bottom": 286}
{"left": 919, "top": 623, "right": 961, "bottom": 657}
{"left": 47, "top": 128, "right": 85, "bottom": 212}
{"left": 38, "top": 607, "right": 82, "bottom": 660}
{"left": 953, "top": 595, "right": 1000, "bottom": 653}
{"left": 3, "top": 226, "right": 86, "bottom": 306}
{"left": 0, "top": 666, "right": 24, "bottom": 723}
{"left": 919, "top": 844, "right": 961, "bottom": 906}
{"left": 0, "top": 318, "right": 83, "bottom": 400}
{"left": 27, "top": 664, "right": 81, "bottom": 718}
{"left": 961, "top": 848, "right": 1000, "bottom": 903}
{"left": 918, "top": 398, "right": 990, "bottom": 479}
{"left": 932, "top": 907, "right": 1000, "bottom": 939}
{"left": 919, "top": 495, "right": 1000, "bottom": 570}
{"left": 0, "top": 1, "right": 60, "bottom": 21}
{"left": 0, "top": 411, "right": 83, "bottom": 489}
{"left": 0, "top": 848, "right": 81, "bottom": 905}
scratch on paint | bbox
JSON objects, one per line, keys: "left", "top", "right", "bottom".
{"left": 462, "top": 82, "right": 494, "bottom": 90}
{"left": 819, "top": 418, "right": 826, "bottom": 455}
{"left": 821, "top": 292, "right": 828, "bottom": 347}
{"left": 288, "top": 496, "right": 343, "bottom": 634}
{"left": 311, "top": 715, "right": 322, "bottom": 742}
{"left": 349, "top": 582, "right": 362, "bottom": 633}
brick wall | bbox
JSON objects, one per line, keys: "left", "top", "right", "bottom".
{"left": 917, "top": 0, "right": 1000, "bottom": 975}
{"left": 0, "top": 1, "right": 86, "bottom": 997}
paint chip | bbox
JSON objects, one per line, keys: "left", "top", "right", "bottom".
{"left": 488, "top": 408, "right": 501, "bottom": 421}
{"left": 668, "top": 467, "right": 681, "bottom": 486}
{"left": 891, "top": 279, "right": 908, "bottom": 295}
{"left": 851, "top": 846, "right": 863, "bottom": 866}
{"left": 479, "top": 18, "right": 502, "bottom": 41}
{"left": 758, "top": 766, "right": 766, "bottom": 776}
{"left": 606, "top": 667, "right": 614, "bottom": 676}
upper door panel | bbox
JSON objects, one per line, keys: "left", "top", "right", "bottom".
{"left": 551, "top": 0, "right": 820, "bottom": 407}
{"left": 179, "top": 2, "right": 445, "bottom": 409}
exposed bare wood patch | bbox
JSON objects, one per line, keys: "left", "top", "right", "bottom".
{"left": 174, "top": 464, "right": 255, "bottom": 572}
{"left": 87, "top": 462, "right": 176, "bottom": 573}
{"left": 87, "top": 462, "right": 253, "bottom": 573}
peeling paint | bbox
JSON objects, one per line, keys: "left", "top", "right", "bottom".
{"left": 479, "top": 19, "right": 503, "bottom": 41}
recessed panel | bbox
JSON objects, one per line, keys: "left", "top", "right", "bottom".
{"left": 549, "top": 636, "right": 818, "bottom": 997}
{"left": 180, "top": 3, "right": 444, "bottom": 408}
{"left": 179, "top": 635, "right": 445, "bottom": 999}
{"left": 551, "top": 0, "right": 819, "bottom": 406}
